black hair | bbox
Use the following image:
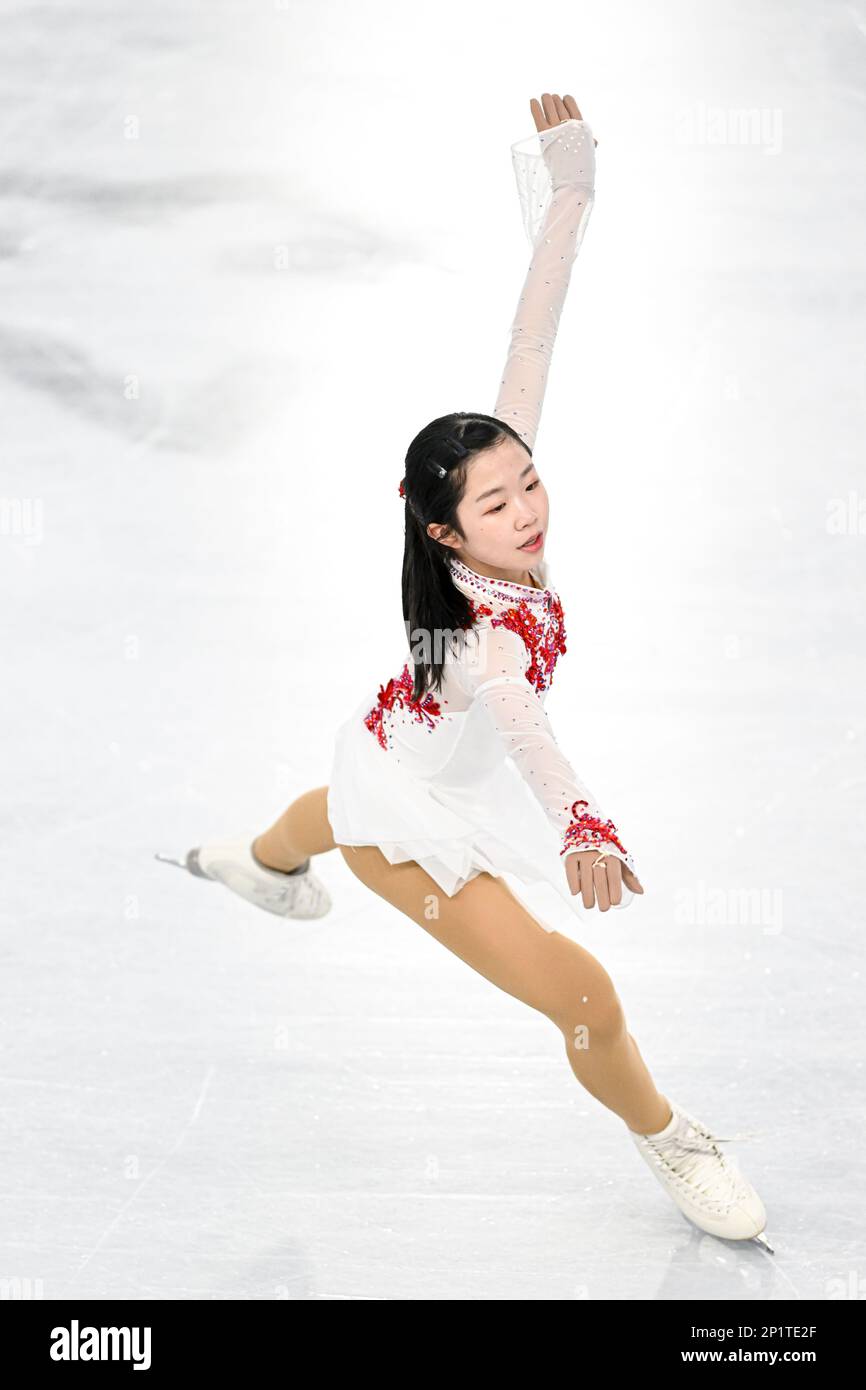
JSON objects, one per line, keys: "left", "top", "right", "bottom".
{"left": 400, "top": 411, "right": 531, "bottom": 701}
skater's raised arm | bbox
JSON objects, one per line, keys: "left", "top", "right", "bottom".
{"left": 453, "top": 619, "right": 643, "bottom": 907}
{"left": 493, "top": 93, "right": 597, "bottom": 454}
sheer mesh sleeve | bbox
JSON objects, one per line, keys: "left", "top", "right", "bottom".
{"left": 453, "top": 620, "right": 635, "bottom": 875}
{"left": 493, "top": 118, "right": 596, "bottom": 453}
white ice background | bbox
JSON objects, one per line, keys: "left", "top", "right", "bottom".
{"left": 1, "top": 0, "right": 864, "bottom": 1300}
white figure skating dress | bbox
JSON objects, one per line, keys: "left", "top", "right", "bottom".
{"left": 327, "top": 119, "right": 639, "bottom": 933}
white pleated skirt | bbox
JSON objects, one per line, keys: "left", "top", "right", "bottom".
{"left": 326, "top": 690, "right": 635, "bottom": 936}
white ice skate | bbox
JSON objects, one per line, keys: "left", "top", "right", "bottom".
{"left": 155, "top": 834, "right": 332, "bottom": 920}
{"left": 628, "top": 1097, "right": 773, "bottom": 1252}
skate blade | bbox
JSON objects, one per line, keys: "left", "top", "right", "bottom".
{"left": 156, "top": 847, "right": 213, "bottom": 879}
{"left": 154, "top": 852, "right": 189, "bottom": 871}
{"left": 752, "top": 1230, "right": 774, "bottom": 1254}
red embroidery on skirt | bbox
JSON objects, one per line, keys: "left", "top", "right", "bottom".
{"left": 364, "top": 662, "right": 444, "bottom": 749}
{"left": 561, "top": 800, "right": 628, "bottom": 857}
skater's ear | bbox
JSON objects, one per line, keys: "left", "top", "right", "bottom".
{"left": 426, "top": 522, "right": 460, "bottom": 550}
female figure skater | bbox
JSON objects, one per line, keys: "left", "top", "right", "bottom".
{"left": 158, "top": 93, "right": 771, "bottom": 1252}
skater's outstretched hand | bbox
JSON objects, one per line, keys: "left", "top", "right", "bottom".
{"left": 565, "top": 849, "right": 644, "bottom": 911}
{"left": 528, "top": 92, "right": 599, "bottom": 146}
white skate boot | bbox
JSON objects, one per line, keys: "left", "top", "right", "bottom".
{"left": 628, "top": 1097, "right": 773, "bottom": 1252}
{"left": 155, "top": 834, "right": 332, "bottom": 920}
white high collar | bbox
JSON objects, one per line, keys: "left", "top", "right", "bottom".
{"left": 448, "top": 555, "right": 554, "bottom": 606}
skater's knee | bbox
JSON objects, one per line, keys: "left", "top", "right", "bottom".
{"left": 550, "top": 970, "right": 625, "bottom": 1047}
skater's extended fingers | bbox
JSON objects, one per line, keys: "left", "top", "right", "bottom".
{"left": 553, "top": 93, "right": 571, "bottom": 124}
{"left": 578, "top": 851, "right": 597, "bottom": 910}
{"left": 565, "top": 850, "right": 593, "bottom": 903}
{"left": 605, "top": 855, "right": 623, "bottom": 906}
{"left": 543, "top": 92, "right": 568, "bottom": 126}
{"left": 565, "top": 850, "right": 582, "bottom": 897}
{"left": 622, "top": 866, "right": 644, "bottom": 895}
{"left": 568, "top": 850, "right": 622, "bottom": 911}
{"left": 562, "top": 92, "right": 598, "bottom": 145}
{"left": 529, "top": 97, "right": 549, "bottom": 132}
{"left": 594, "top": 858, "right": 611, "bottom": 911}
{"left": 562, "top": 93, "right": 583, "bottom": 122}
{"left": 531, "top": 94, "right": 567, "bottom": 131}
{"left": 530, "top": 93, "right": 597, "bottom": 145}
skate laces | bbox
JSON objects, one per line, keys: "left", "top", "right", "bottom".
{"left": 661, "top": 1103, "right": 760, "bottom": 1146}
{"left": 672, "top": 1111, "right": 760, "bottom": 1145}
{"left": 643, "top": 1117, "right": 751, "bottom": 1210}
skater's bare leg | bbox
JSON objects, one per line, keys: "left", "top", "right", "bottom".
{"left": 253, "top": 786, "right": 337, "bottom": 873}
{"left": 338, "top": 844, "right": 671, "bottom": 1135}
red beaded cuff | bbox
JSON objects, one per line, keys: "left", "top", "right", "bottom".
{"left": 560, "top": 799, "right": 628, "bottom": 858}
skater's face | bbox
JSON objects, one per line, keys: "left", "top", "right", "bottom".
{"left": 428, "top": 438, "right": 549, "bottom": 583}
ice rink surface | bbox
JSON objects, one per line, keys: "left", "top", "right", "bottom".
{"left": 2, "top": 0, "right": 864, "bottom": 1299}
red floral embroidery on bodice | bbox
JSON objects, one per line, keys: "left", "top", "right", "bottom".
{"left": 364, "top": 565, "right": 567, "bottom": 751}
{"left": 364, "top": 662, "right": 444, "bottom": 750}
{"left": 467, "top": 593, "right": 567, "bottom": 694}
